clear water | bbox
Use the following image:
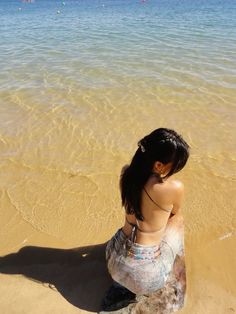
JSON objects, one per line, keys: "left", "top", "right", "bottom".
{"left": 0, "top": 0, "right": 236, "bottom": 91}
{"left": 0, "top": 3, "right": 236, "bottom": 312}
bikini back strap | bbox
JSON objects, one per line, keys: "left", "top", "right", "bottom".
{"left": 143, "top": 187, "right": 172, "bottom": 213}
{"left": 126, "top": 217, "right": 139, "bottom": 229}
{"left": 126, "top": 217, "right": 166, "bottom": 234}
{"left": 125, "top": 217, "right": 138, "bottom": 243}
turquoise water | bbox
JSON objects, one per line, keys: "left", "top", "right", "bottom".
{"left": 0, "top": 0, "right": 236, "bottom": 90}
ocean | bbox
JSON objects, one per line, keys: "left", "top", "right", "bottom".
{"left": 0, "top": 1, "right": 236, "bottom": 312}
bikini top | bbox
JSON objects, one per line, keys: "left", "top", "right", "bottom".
{"left": 126, "top": 187, "right": 173, "bottom": 234}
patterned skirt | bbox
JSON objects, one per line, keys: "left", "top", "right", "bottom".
{"left": 105, "top": 220, "right": 186, "bottom": 297}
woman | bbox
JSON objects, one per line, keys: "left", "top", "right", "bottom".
{"left": 105, "top": 128, "right": 190, "bottom": 302}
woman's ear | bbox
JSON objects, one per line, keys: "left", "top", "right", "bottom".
{"left": 153, "top": 161, "right": 164, "bottom": 173}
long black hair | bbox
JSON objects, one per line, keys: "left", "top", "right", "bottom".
{"left": 120, "top": 128, "right": 190, "bottom": 221}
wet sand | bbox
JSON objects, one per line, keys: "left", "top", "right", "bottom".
{"left": 0, "top": 98, "right": 235, "bottom": 313}
{"left": 0, "top": 227, "right": 235, "bottom": 313}
{"left": 1, "top": 0, "right": 236, "bottom": 311}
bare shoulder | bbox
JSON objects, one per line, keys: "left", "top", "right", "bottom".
{"left": 151, "top": 177, "right": 184, "bottom": 199}
{"left": 168, "top": 179, "right": 185, "bottom": 214}
{"left": 169, "top": 179, "right": 184, "bottom": 193}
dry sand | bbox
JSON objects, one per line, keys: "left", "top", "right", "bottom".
{"left": 0, "top": 170, "right": 235, "bottom": 313}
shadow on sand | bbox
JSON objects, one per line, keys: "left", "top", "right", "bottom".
{"left": 0, "top": 243, "right": 113, "bottom": 312}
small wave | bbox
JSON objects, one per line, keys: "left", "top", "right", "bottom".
{"left": 218, "top": 232, "right": 235, "bottom": 241}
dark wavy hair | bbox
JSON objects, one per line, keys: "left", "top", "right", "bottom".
{"left": 120, "top": 128, "right": 190, "bottom": 221}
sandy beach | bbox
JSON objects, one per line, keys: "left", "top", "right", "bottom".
{"left": 0, "top": 112, "right": 235, "bottom": 313}
{"left": 1, "top": 0, "right": 236, "bottom": 312}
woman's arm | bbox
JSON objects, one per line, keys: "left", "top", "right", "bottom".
{"left": 171, "top": 180, "right": 185, "bottom": 217}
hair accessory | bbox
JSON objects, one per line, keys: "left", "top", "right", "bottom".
{"left": 138, "top": 141, "right": 145, "bottom": 152}
{"left": 160, "top": 138, "right": 174, "bottom": 144}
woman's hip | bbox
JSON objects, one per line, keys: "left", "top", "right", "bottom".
{"left": 105, "top": 230, "right": 175, "bottom": 293}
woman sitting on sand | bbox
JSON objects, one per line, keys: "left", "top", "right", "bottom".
{"left": 105, "top": 128, "right": 190, "bottom": 298}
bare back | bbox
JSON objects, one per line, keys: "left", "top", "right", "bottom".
{"left": 122, "top": 174, "right": 184, "bottom": 245}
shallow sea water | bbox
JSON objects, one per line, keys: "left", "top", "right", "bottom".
{"left": 0, "top": 0, "right": 236, "bottom": 313}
